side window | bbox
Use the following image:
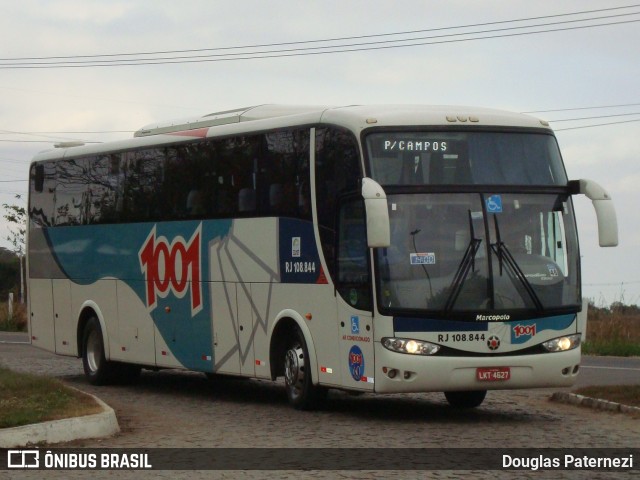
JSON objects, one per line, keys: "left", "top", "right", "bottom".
{"left": 229, "top": 136, "right": 260, "bottom": 216}
{"left": 336, "top": 199, "right": 371, "bottom": 310}
{"left": 55, "top": 158, "right": 89, "bottom": 226}
{"left": 120, "top": 149, "right": 165, "bottom": 223}
{"left": 29, "top": 162, "right": 56, "bottom": 227}
{"left": 164, "top": 143, "right": 211, "bottom": 219}
{"left": 87, "top": 154, "right": 122, "bottom": 224}
{"left": 315, "top": 126, "right": 362, "bottom": 281}
{"left": 263, "top": 129, "right": 311, "bottom": 219}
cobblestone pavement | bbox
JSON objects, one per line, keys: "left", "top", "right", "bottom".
{"left": 1, "top": 343, "right": 638, "bottom": 480}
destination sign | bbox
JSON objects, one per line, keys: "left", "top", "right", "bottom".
{"left": 380, "top": 139, "right": 448, "bottom": 152}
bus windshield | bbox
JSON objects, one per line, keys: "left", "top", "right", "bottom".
{"left": 366, "top": 130, "right": 579, "bottom": 319}
{"left": 376, "top": 192, "right": 580, "bottom": 318}
{"left": 366, "top": 131, "right": 567, "bottom": 186}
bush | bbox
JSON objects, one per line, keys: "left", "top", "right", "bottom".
{"left": 0, "top": 257, "right": 19, "bottom": 298}
{"left": 0, "top": 301, "right": 27, "bottom": 332}
{"left": 583, "top": 302, "right": 640, "bottom": 356}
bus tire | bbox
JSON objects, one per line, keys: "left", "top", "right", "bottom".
{"left": 283, "top": 327, "right": 326, "bottom": 410}
{"left": 444, "top": 390, "right": 487, "bottom": 408}
{"left": 82, "top": 317, "right": 115, "bottom": 385}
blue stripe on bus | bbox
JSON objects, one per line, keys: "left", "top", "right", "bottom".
{"left": 394, "top": 317, "right": 489, "bottom": 333}
{"left": 44, "top": 219, "right": 232, "bottom": 371}
{"left": 509, "top": 314, "right": 576, "bottom": 344}
{"left": 394, "top": 313, "right": 576, "bottom": 337}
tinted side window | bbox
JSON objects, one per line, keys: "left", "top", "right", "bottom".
{"left": 34, "top": 128, "right": 314, "bottom": 227}
{"left": 29, "top": 161, "right": 56, "bottom": 227}
{"left": 54, "top": 158, "right": 90, "bottom": 226}
{"left": 336, "top": 198, "right": 371, "bottom": 310}
{"left": 120, "top": 149, "right": 165, "bottom": 223}
{"left": 263, "top": 129, "right": 311, "bottom": 219}
{"left": 315, "top": 127, "right": 362, "bottom": 281}
{"left": 87, "top": 154, "right": 122, "bottom": 224}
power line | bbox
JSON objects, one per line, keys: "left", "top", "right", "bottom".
{"left": 0, "top": 158, "right": 33, "bottom": 164}
{"left": 1, "top": 10, "right": 639, "bottom": 68}
{"left": 3, "top": 4, "right": 639, "bottom": 62}
{"left": 4, "top": 5, "right": 639, "bottom": 61}
{"left": 0, "top": 129, "right": 85, "bottom": 143}
{"left": 523, "top": 102, "right": 640, "bottom": 113}
{"left": 554, "top": 118, "right": 640, "bottom": 131}
{"left": 1, "top": 105, "right": 639, "bottom": 142}
{"left": 0, "top": 130, "right": 133, "bottom": 135}
{"left": 548, "top": 112, "right": 640, "bottom": 122}
{"left": 2, "top": 5, "right": 637, "bottom": 63}
{"left": 0, "top": 139, "right": 61, "bottom": 143}
{"left": 0, "top": 129, "right": 126, "bottom": 146}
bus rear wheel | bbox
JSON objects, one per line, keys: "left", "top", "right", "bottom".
{"left": 82, "top": 317, "right": 115, "bottom": 385}
{"left": 283, "top": 328, "right": 326, "bottom": 410}
{"left": 444, "top": 390, "right": 487, "bottom": 408}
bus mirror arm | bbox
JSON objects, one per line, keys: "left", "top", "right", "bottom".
{"left": 568, "top": 179, "right": 619, "bottom": 247}
{"left": 361, "top": 177, "right": 391, "bottom": 248}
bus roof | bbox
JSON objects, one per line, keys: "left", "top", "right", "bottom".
{"left": 32, "top": 105, "right": 551, "bottom": 163}
{"left": 135, "top": 104, "right": 550, "bottom": 136}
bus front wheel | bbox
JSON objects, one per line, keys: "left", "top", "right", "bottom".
{"left": 82, "top": 317, "right": 115, "bottom": 385}
{"left": 283, "top": 328, "right": 326, "bottom": 410}
{"left": 444, "top": 390, "right": 487, "bottom": 408}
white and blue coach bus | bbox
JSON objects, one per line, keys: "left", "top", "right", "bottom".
{"left": 27, "top": 105, "right": 618, "bottom": 409}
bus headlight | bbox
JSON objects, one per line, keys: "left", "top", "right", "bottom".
{"left": 542, "top": 334, "right": 581, "bottom": 352}
{"left": 382, "top": 337, "right": 441, "bottom": 356}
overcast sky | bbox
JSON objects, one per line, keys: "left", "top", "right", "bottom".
{"left": 1, "top": 0, "right": 638, "bottom": 305}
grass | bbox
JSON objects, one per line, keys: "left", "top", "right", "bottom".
{"left": 573, "top": 385, "right": 640, "bottom": 409}
{"left": 574, "top": 303, "right": 640, "bottom": 409}
{"left": 0, "top": 366, "right": 103, "bottom": 429}
{"left": 582, "top": 303, "right": 640, "bottom": 357}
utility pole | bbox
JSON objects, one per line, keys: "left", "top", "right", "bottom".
{"left": 19, "top": 254, "right": 24, "bottom": 304}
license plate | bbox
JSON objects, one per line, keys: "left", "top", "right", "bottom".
{"left": 476, "top": 367, "right": 511, "bottom": 382}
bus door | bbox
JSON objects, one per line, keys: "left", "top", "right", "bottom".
{"left": 335, "top": 198, "right": 375, "bottom": 391}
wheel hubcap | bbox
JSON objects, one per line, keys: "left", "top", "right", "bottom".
{"left": 284, "top": 345, "right": 305, "bottom": 399}
{"left": 86, "top": 330, "right": 101, "bottom": 373}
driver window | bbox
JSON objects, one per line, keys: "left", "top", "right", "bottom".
{"left": 336, "top": 199, "right": 372, "bottom": 311}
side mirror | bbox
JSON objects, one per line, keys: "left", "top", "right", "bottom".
{"left": 361, "top": 177, "right": 390, "bottom": 248}
{"left": 570, "top": 179, "right": 618, "bottom": 247}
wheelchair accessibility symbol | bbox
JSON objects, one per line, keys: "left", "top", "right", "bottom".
{"left": 486, "top": 195, "right": 503, "bottom": 213}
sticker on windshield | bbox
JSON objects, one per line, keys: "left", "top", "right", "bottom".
{"left": 410, "top": 253, "right": 436, "bottom": 265}
{"left": 486, "top": 195, "right": 503, "bottom": 213}
{"left": 487, "top": 195, "right": 502, "bottom": 213}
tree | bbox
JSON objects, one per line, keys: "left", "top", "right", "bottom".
{"left": 3, "top": 195, "right": 26, "bottom": 255}
{"left": 2, "top": 195, "right": 26, "bottom": 303}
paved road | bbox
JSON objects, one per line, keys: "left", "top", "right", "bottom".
{"left": 578, "top": 356, "right": 640, "bottom": 386}
{"left": 0, "top": 342, "right": 638, "bottom": 479}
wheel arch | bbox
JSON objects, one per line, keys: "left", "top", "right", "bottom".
{"left": 76, "top": 301, "right": 110, "bottom": 359}
{"left": 268, "top": 309, "right": 318, "bottom": 383}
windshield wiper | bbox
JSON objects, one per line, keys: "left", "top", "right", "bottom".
{"left": 444, "top": 210, "right": 482, "bottom": 312}
{"left": 490, "top": 215, "right": 543, "bottom": 311}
